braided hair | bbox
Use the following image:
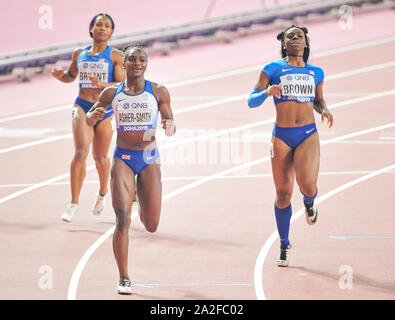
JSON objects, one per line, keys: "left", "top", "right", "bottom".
{"left": 277, "top": 25, "right": 310, "bottom": 63}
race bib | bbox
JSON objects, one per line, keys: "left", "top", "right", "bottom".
{"left": 117, "top": 101, "right": 154, "bottom": 132}
{"left": 280, "top": 73, "right": 315, "bottom": 103}
{"left": 79, "top": 61, "right": 109, "bottom": 89}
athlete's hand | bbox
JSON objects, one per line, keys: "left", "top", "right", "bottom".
{"left": 321, "top": 109, "right": 334, "bottom": 128}
{"left": 51, "top": 67, "right": 65, "bottom": 80}
{"left": 89, "top": 75, "right": 105, "bottom": 88}
{"left": 86, "top": 108, "right": 106, "bottom": 127}
{"left": 161, "top": 119, "right": 175, "bottom": 136}
{"left": 267, "top": 83, "right": 283, "bottom": 99}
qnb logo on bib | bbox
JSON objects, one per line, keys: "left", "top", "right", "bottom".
{"left": 79, "top": 61, "right": 109, "bottom": 88}
{"left": 280, "top": 73, "right": 315, "bottom": 103}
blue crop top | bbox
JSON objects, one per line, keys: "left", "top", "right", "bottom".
{"left": 262, "top": 58, "right": 324, "bottom": 104}
{"left": 77, "top": 45, "right": 114, "bottom": 89}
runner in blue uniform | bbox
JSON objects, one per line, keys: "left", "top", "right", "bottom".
{"left": 248, "top": 25, "right": 334, "bottom": 267}
{"left": 51, "top": 14, "right": 125, "bottom": 222}
{"left": 86, "top": 44, "right": 176, "bottom": 294}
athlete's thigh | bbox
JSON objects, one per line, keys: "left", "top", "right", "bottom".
{"left": 294, "top": 132, "right": 320, "bottom": 188}
{"left": 137, "top": 162, "right": 162, "bottom": 217}
{"left": 271, "top": 137, "right": 295, "bottom": 192}
{"left": 92, "top": 115, "right": 114, "bottom": 157}
{"left": 110, "top": 158, "right": 136, "bottom": 213}
{"left": 72, "top": 105, "right": 93, "bottom": 150}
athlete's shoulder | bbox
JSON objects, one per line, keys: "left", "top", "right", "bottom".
{"left": 72, "top": 47, "right": 85, "bottom": 59}
{"left": 306, "top": 62, "right": 324, "bottom": 72}
{"left": 100, "top": 83, "right": 120, "bottom": 101}
{"left": 149, "top": 81, "right": 170, "bottom": 103}
{"left": 110, "top": 47, "right": 123, "bottom": 59}
{"left": 263, "top": 58, "right": 285, "bottom": 69}
{"left": 261, "top": 59, "right": 285, "bottom": 80}
{"left": 150, "top": 81, "right": 168, "bottom": 93}
{"left": 306, "top": 63, "right": 324, "bottom": 80}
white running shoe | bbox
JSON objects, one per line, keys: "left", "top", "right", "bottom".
{"left": 277, "top": 244, "right": 292, "bottom": 267}
{"left": 305, "top": 205, "right": 318, "bottom": 225}
{"left": 61, "top": 203, "right": 78, "bottom": 222}
{"left": 93, "top": 193, "right": 107, "bottom": 216}
{"left": 118, "top": 278, "right": 132, "bottom": 295}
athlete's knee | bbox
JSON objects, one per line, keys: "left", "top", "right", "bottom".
{"left": 142, "top": 213, "right": 160, "bottom": 233}
{"left": 300, "top": 185, "right": 317, "bottom": 197}
{"left": 74, "top": 148, "right": 89, "bottom": 161}
{"left": 115, "top": 209, "right": 131, "bottom": 231}
{"left": 93, "top": 153, "right": 108, "bottom": 165}
{"left": 144, "top": 221, "right": 159, "bottom": 233}
{"left": 276, "top": 189, "right": 292, "bottom": 207}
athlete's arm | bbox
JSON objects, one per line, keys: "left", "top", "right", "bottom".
{"left": 86, "top": 86, "right": 116, "bottom": 127}
{"left": 313, "top": 81, "right": 333, "bottom": 128}
{"left": 248, "top": 71, "right": 282, "bottom": 108}
{"left": 89, "top": 49, "right": 126, "bottom": 88}
{"left": 154, "top": 84, "right": 176, "bottom": 136}
{"left": 51, "top": 48, "right": 81, "bottom": 83}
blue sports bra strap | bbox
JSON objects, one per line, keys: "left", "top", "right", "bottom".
{"left": 145, "top": 80, "right": 153, "bottom": 94}
{"left": 115, "top": 81, "right": 124, "bottom": 95}
{"left": 104, "top": 45, "right": 112, "bottom": 56}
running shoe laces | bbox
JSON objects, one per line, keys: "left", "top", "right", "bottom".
{"left": 277, "top": 244, "right": 292, "bottom": 267}
{"left": 118, "top": 278, "right": 132, "bottom": 295}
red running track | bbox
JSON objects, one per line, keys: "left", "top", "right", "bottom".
{"left": 0, "top": 9, "right": 394, "bottom": 300}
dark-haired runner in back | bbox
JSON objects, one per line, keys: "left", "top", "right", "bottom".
{"left": 86, "top": 44, "right": 176, "bottom": 294}
{"left": 248, "top": 25, "right": 333, "bottom": 267}
{"left": 52, "top": 13, "right": 125, "bottom": 222}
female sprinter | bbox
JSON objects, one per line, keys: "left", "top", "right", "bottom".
{"left": 51, "top": 14, "right": 125, "bottom": 222}
{"left": 248, "top": 25, "right": 333, "bottom": 267}
{"left": 86, "top": 44, "right": 176, "bottom": 294}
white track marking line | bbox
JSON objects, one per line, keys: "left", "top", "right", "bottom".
{"left": 0, "top": 133, "right": 72, "bottom": 155}
{"left": 67, "top": 121, "right": 395, "bottom": 299}
{"left": 1, "top": 88, "right": 394, "bottom": 156}
{"left": 329, "top": 235, "right": 395, "bottom": 240}
{"left": 1, "top": 35, "right": 394, "bottom": 124}
{"left": 166, "top": 36, "right": 395, "bottom": 88}
{"left": 67, "top": 156, "right": 270, "bottom": 300}
{"left": 1, "top": 93, "right": 393, "bottom": 205}
{"left": 0, "top": 172, "right": 73, "bottom": 205}
{"left": 2, "top": 170, "right": 395, "bottom": 187}
{"left": 254, "top": 162, "right": 395, "bottom": 300}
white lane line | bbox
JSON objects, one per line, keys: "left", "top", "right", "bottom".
{"left": 133, "top": 283, "right": 253, "bottom": 288}
{"left": 1, "top": 35, "right": 394, "bottom": 124}
{"left": 0, "top": 104, "right": 72, "bottom": 124}
{"left": 1, "top": 93, "right": 392, "bottom": 210}
{"left": 67, "top": 155, "right": 271, "bottom": 300}
{"left": 253, "top": 168, "right": 395, "bottom": 300}
{"left": 2, "top": 87, "right": 394, "bottom": 156}
{"left": 166, "top": 36, "right": 395, "bottom": 88}
{"left": 67, "top": 121, "right": 395, "bottom": 300}
{"left": 0, "top": 120, "right": 271, "bottom": 205}
{"left": 0, "top": 171, "right": 73, "bottom": 205}
{"left": 329, "top": 235, "right": 395, "bottom": 240}
{"left": 0, "top": 133, "right": 72, "bottom": 155}
{"left": 2, "top": 169, "right": 395, "bottom": 188}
